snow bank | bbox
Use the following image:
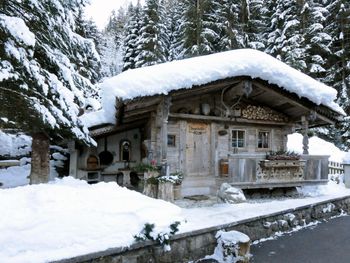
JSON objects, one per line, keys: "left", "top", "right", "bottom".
{"left": 83, "top": 49, "right": 344, "bottom": 127}
{"left": 0, "top": 177, "right": 182, "bottom": 262}
{"left": 287, "top": 133, "right": 346, "bottom": 162}
{"left": 0, "top": 131, "right": 32, "bottom": 157}
{"left": 0, "top": 163, "right": 30, "bottom": 188}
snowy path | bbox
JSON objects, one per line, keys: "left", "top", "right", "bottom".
{"left": 0, "top": 178, "right": 349, "bottom": 263}
{"left": 179, "top": 183, "right": 350, "bottom": 233}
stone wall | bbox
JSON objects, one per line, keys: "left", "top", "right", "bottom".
{"left": 53, "top": 196, "right": 350, "bottom": 263}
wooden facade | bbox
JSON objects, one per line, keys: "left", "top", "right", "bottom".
{"left": 71, "top": 77, "right": 343, "bottom": 197}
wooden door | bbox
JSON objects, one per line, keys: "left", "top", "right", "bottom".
{"left": 186, "top": 122, "right": 211, "bottom": 176}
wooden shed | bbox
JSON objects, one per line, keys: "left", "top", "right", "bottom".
{"left": 71, "top": 49, "right": 344, "bottom": 197}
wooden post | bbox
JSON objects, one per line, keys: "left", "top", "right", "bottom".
{"left": 30, "top": 132, "right": 50, "bottom": 184}
{"left": 179, "top": 120, "right": 187, "bottom": 174}
{"left": 210, "top": 122, "right": 217, "bottom": 177}
{"left": 302, "top": 116, "right": 309, "bottom": 155}
{"left": 155, "top": 96, "right": 171, "bottom": 176}
{"left": 68, "top": 141, "right": 78, "bottom": 178}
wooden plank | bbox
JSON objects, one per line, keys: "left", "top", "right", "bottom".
{"left": 179, "top": 120, "right": 187, "bottom": 174}
{"left": 123, "top": 106, "right": 158, "bottom": 119}
{"left": 121, "top": 113, "right": 151, "bottom": 124}
{"left": 169, "top": 113, "right": 291, "bottom": 126}
{"left": 210, "top": 122, "right": 217, "bottom": 177}
{"left": 91, "top": 121, "right": 146, "bottom": 138}
{"left": 124, "top": 97, "right": 162, "bottom": 112}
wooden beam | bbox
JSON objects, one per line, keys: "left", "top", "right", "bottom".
{"left": 90, "top": 120, "right": 147, "bottom": 138}
{"left": 170, "top": 79, "right": 241, "bottom": 100}
{"left": 169, "top": 113, "right": 292, "bottom": 126}
{"left": 123, "top": 105, "right": 158, "bottom": 119}
{"left": 124, "top": 97, "right": 162, "bottom": 112}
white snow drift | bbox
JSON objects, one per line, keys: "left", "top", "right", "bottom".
{"left": 287, "top": 133, "right": 346, "bottom": 162}
{"left": 0, "top": 177, "right": 182, "bottom": 263}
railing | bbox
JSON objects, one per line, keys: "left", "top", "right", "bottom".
{"left": 328, "top": 161, "right": 344, "bottom": 175}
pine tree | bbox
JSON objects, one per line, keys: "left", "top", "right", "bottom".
{"left": 182, "top": 0, "right": 219, "bottom": 57}
{"left": 134, "top": 0, "right": 167, "bottom": 68}
{"left": 264, "top": 0, "right": 307, "bottom": 71}
{"left": 303, "top": 0, "right": 332, "bottom": 82}
{"left": 214, "top": 0, "right": 242, "bottom": 51}
{"left": 122, "top": 2, "right": 143, "bottom": 71}
{"left": 0, "top": 0, "right": 99, "bottom": 183}
{"left": 246, "top": 0, "right": 266, "bottom": 50}
{"left": 317, "top": 0, "right": 350, "bottom": 149}
{"left": 99, "top": 8, "right": 126, "bottom": 77}
{"left": 165, "top": 0, "right": 185, "bottom": 61}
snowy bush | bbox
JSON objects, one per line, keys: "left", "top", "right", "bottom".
{"left": 134, "top": 221, "right": 181, "bottom": 251}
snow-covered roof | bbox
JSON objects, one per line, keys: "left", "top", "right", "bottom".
{"left": 81, "top": 49, "right": 345, "bottom": 128}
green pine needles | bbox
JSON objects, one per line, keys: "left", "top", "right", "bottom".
{"left": 133, "top": 221, "right": 181, "bottom": 251}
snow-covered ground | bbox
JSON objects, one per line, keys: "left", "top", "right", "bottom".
{"left": 0, "top": 131, "right": 348, "bottom": 262}
{"left": 0, "top": 177, "right": 349, "bottom": 263}
{"left": 0, "top": 177, "right": 182, "bottom": 263}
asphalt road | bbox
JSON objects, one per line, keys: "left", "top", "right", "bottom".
{"left": 251, "top": 215, "right": 350, "bottom": 263}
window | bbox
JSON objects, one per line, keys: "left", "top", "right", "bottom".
{"left": 258, "top": 131, "right": 270, "bottom": 149}
{"left": 120, "top": 140, "right": 131, "bottom": 161}
{"left": 167, "top": 135, "right": 176, "bottom": 147}
{"left": 232, "top": 130, "right": 245, "bottom": 148}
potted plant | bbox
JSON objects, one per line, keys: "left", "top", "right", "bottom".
{"left": 133, "top": 160, "right": 160, "bottom": 198}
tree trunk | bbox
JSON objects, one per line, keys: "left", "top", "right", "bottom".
{"left": 30, "top": 132, "right": 50, "bottom": 184}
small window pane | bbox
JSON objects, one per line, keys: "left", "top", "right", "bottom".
{"left": 258, "top": 131, "right": 269, "bottom": 149}
{"left": 168, "top": 135, "right": 176, "bottom": 147}
{"left": 232, "top": 130, "right": 245, "bottom": 148}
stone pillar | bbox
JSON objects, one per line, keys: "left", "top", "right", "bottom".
{"left": 343, "top": 164, "right": 350, "bottom": 188}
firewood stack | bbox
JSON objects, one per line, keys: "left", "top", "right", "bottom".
{"left": 242, "top": 105, "right": 288, "bottom": 122}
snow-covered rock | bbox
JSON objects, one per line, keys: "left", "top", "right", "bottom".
{"left": 211, "top": 230, "right": 250, "bottom": 263}
{"left": 217, "top": 183, "right": 246, "bottom": 204}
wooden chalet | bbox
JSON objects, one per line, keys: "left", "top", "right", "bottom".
{"left": 69, "top": 50, "right": 344, "bottom": 197}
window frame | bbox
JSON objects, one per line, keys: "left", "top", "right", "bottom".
{"left": 120, "top": 139, "right": 131, "bottom": 161}
{"left": 257, "top": 130, "right": 270, "bottom": 150}
{"left": 167, "top": 134, "right": 176, "bottom": 147}
{"left": 231, "top": 129, "right": 246, "bottom": 149}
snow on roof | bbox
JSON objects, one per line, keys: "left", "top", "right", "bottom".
{"left": 81, "top": 49, "right": 345, "bottom": 128}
